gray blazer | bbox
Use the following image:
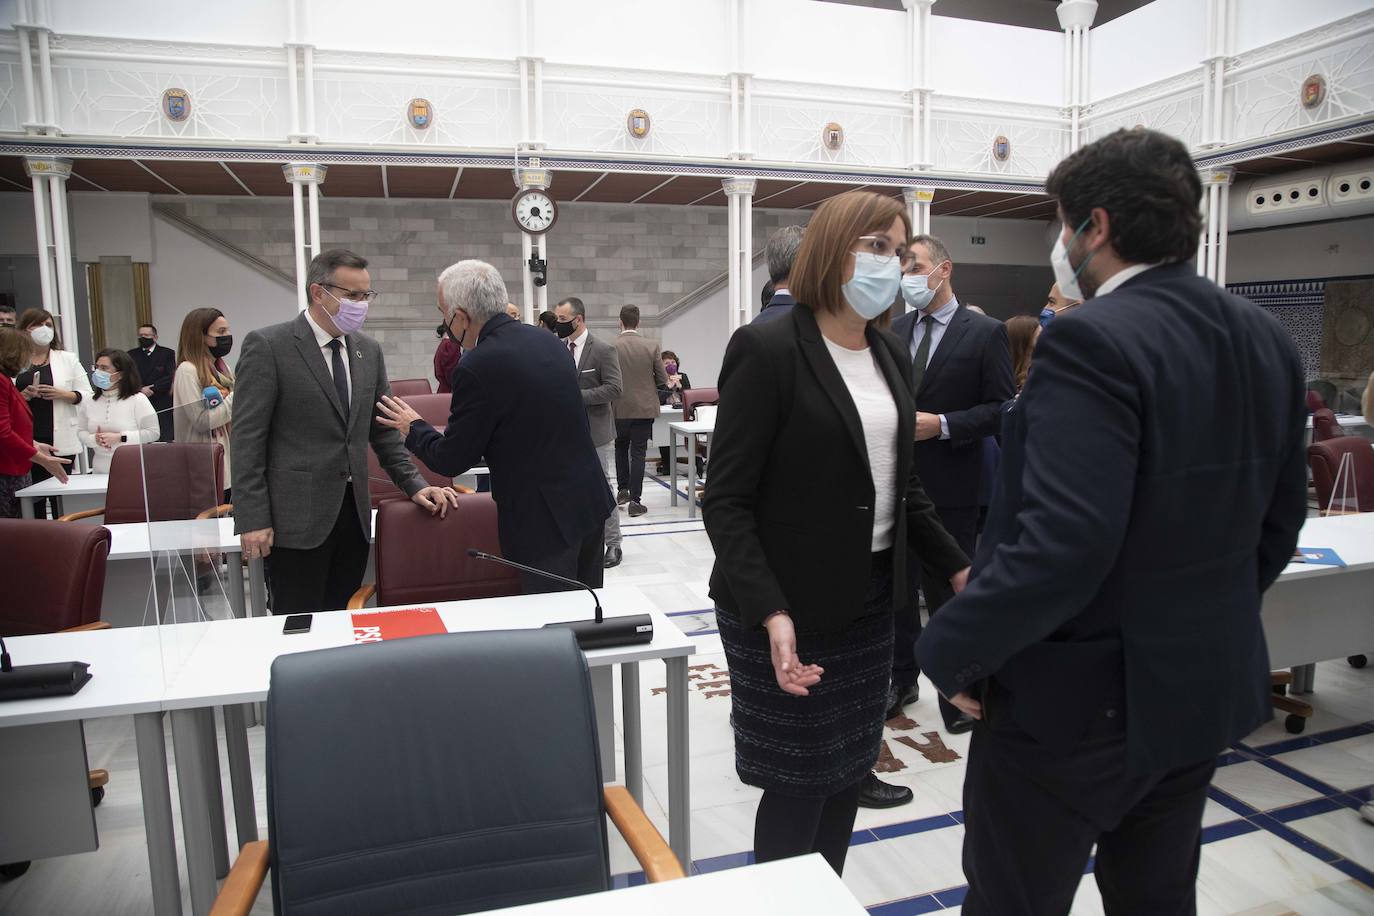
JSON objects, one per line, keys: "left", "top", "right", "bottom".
{"left": 575, "top": 332, "right": 623, "bottom": 446}
{"left": 231, "top": 312, "right": 424, "bottom": 550}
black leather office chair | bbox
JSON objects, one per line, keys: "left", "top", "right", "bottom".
{"left": 211, "top": 629, "right": 682, "bottom": 915}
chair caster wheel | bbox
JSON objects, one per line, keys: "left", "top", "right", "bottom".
{"left": 1285, "top": 714, "right": 1306, "bottom": 734}
{"left": 1272, "top": 683, "right": 1287, "bottom": 696}
{"left": 90, "top": 786, "right": 105, "bottom": 807}
{"left": 0, "top": 861, "right": 31, "bottom": 881}
{"left": 1349, "top": 655, "right": 1367, "bottom": 669}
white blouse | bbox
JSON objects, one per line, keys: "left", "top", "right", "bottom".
{"left": 822, "top": 336, "right": 899, "bottom": 552}
{"left": 77, "top": 391, "right": 160, "bottom": 474}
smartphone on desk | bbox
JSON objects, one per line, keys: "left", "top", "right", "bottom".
{"left": 282, "top": 614, "right": 313, "bottom": 635}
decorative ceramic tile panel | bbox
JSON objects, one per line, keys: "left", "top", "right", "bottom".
{"left": 1228, "top": 279, "right": 1326, "bottom": 377}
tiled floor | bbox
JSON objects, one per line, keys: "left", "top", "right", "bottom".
{"left": 2, "top": 474, "right": 1371, "bottom": 914}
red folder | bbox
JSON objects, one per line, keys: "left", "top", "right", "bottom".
{"left": 351, "top": 607, "right": 447, "bottom": 644}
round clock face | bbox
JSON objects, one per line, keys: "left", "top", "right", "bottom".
{"left": 513, "top": 190, "right": 557, "bottom": 235}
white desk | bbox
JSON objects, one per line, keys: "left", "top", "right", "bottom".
{"left": 1264, "top": 513, "right": 1374, "bottom": 679}
{"left": 101, "top": 518, "right": 252, "bottom": 627}
{"left": 653, "top": 404, "right": 683, "bottom": 450}
{"left": 1305, "top": 413, "right": 1370, "bottom": 431}
{"left": 486, "top": 855, "right": 867, "bottom": 914}
{"left": 16, "top": 472, "right": 109, "bottom": 519}
{"left": 668, "top": 419, "right": 714, "bottom": 519}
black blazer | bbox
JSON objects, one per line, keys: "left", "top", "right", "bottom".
{"left": 751, "top": 290, "right": 797, "bottom": 325}
{"left": 704, "top": 305, "right": 968, "bottom": 631}
{"left": 891, "top": 304, "right": 1013, "bottom": 508}
{"left": 916, "top": 264, "right": 1308, "bottom": 775}
{"left": 406, "top": 314, "right": 614, "bottom": 565}
{"left": 127, "top": 344, "right": 177, "bottom": 410}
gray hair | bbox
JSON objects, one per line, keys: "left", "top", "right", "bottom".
{"left": 766, "top": 225, "right": 805, "bottom": 284}
{"left": 306, "top": 249, "right": 368, "bottom": 299}
{"left": 910, "top": 234, "right": 952, "bottom": 267}
{"left": 438, "top": 260, "right": 508, "bottom": 323}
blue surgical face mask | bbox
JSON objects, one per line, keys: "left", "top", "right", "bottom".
{"left": 842, "top": 251, "right": 902, "bottom": 320}
{"left": 91, "top": 369, "right": 114, "bottom": 390}
{"left": 1039, "top": 305, "right": 1056, "bottom": 328}
{"left": 900, "top": 261, "right": 948, "bottom": 311}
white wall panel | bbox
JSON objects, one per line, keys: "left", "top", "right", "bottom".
{"left": 44, "top": 0, "right": 289, "bottom": 46}
{"left": 1228, "top": 25, "right": 1374, "bottom": 142}
{"left": 747, "top": 0, "right": 905, "bottom": 90}
{"left": 71, "top": 193, "right": 153, "bottom": 263}
{"left": 1091, "top": 0, "right": 1206, "bottom": 101}
{"left": 545, "top": 79, "right": 731, "bottom": 159}
{"left": 929, "top": 18, "right": 1063, "bottom": 106}
{"left": 304, "top": 0, "right": 519, "bottom": 60}
{"left": 0, "top": 192, "right": 37, "bottom": 256}
{"left": 1234, "top": 0, "right": 1374, "bottom": 54}
{"left": 532, "top": 0, "right": 730, "bottom": 75}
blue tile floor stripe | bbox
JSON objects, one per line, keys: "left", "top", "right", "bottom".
{"left": 1267, "top": 795, "right": 1348, "bottom": 824}
{"left": 870, "top": 813, "right": 961, "bottom": 841}
{"left": 1252, "top": 720, "right": 1374, "bottom": 756}
{"left": 1200, "top": 818, "right": 1262, "bottom": 844}
{"left": 866, "top": 894, "right": 945, "bottom": 915}
{"left": 1207, "top": 785, "right": 1260, "bottom": 818}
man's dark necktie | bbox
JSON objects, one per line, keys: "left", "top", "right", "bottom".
{"left": 327, "top": 339, "right": 350, "bottom": 416}
{"left": 568, "top": 340, "right": 577, "bottom": 361}
{"left": 911, "top": 314, "right": 936, "bottom": 394}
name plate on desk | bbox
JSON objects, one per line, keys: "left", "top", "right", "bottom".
{"left": 1293, "top": 547, "right": 1345, "bottom": 567}
{"left": 351, "top": 608, "right": 447, "bottom": 644}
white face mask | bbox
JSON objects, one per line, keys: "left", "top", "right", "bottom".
{"left": 841, "top": 251, "right": 903, "bottom": 320}
{"left": 1050, "top": 217, "right": 1094, "bottom": 302}
{"left": 900, "top": 261, "right": 948, "bottom": 311}
{"left": 30, "top": 325, "right": 54, "bottom": 347}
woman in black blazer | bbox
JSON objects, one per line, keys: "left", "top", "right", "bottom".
{"left": 703, "top": 191, "right": 970, "bottom": 875}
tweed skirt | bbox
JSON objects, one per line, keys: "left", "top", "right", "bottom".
{"left": 716, "top": 550, "right": 894, "bottom": 797}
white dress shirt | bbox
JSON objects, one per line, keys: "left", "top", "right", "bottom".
{"left": 568, "top": 325, "right": 589, "bottom": 369}
{"left": 1093, "top": 263, "right": 1158, "bottom": 298}
{"left": 304, "top": 309, "right": 351, "bottom": 392}
{"left": 908, "top": 294, "right": 961, "bottom": 440}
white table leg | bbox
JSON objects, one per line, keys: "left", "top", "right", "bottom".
{"left": 135, "top": 712, "right": 183, "bottom": 916}
{"left": 622, "top": 662, "right": 643, "bottom": 807}
{"left": 170, "top": 709, "right": 217, "bottom": 916}
{"left": 665, "top": 655, "right": 691, "bottom": 870}
{"left": 687, "top": 435, "right": 698, "bottom": 519}
{"left": 226, "top": 554, "right": 246, "bottom": 620}
{"left": 222, "top": 705, "right": 258, "bottom": 848}
{"left": 20, "top": 495, "right": 34, "bottom": 519}
{"left": 247, "top": 557, "right": 268, "bottom": 618}
{"left": 669, "top": 433, "right": 679, "bottom": 507}
{"left": 195, "top": 708, "right": 230, "bottom": 878}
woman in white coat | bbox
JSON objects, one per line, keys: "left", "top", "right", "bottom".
{"left": 78, "top": 348, "right": 160, "bottom": 474}
{"left": 172, "top": 307, "right": 235, "bottom": 494}
{"left": 15, "top": 308, "right": 93, "bottom": 515}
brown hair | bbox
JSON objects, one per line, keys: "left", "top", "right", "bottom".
{"left": 93, "top": 347, "right": 143, "bottom": 401}
{"left": 177, "top": 308, "right": 233, "bottom": 390}
{"left": 0, "top": 327, "right": 34, "bottom": 377}
{"left": 661, "top": 350, "right": 679, "bottom": 364}
{"left": 790, "top": 191, "right": 910, "bottom": 317}
{"left": 1006, "top": 315, "right": 1040, "bottom": 392}
{"left": 619, "top": 304, "right": 641, "bottom": 329}
{"left": 16, "top": 307, "right": 62, "bottom": 349}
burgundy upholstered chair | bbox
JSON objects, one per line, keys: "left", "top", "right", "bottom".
{"left": 346, "top": 493, "right": 521, "bottom": 610}
{"left": 365, "top": 448, "right": 453, "bottom": 509}
{"left": 1305, "top": 390, "right": 1325, "bottom": 414}
{"left": 1308, "top": 437, "right": 1374, "bottom": 514}
{"left": 58, "top": 442, "right": 226, "bottom": 524}
{"left": 1310, "top": 408, "right": 1341, "bottom": 443}
{"left": 0, "top": 519, "right": 111, "bottom": 636}
{"left": 388, "top": 378, "right": 433, "bottom": 397}
{"left": 681, "top": 387, "right": 719, "bottom": 422}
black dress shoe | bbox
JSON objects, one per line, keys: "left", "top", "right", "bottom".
{"left": 627, "top": 501, "right": 647, "bottom": 517}
{"left": 857, "top": 772, "right": 913, "bottom": 809}
{"left": 616, "top": 489, "right": 631, "bottom": 506}
{"left": 885, "top": 683, "right": 920, "bottom": 721}
{"left": 946, "top": 713, "right": 976, "bottom": 735}
{"left": 603, "top": 546, "right": 622, "bottom": 568}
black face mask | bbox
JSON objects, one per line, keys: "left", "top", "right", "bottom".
{"left": 435, "top": 324, "right": 448, "bottom": 340}
{"left": 209, "top": 335, "right": 233, "bottom": 359}
{"left": 555, "top": 320, "right": 576, "bottom": 339}
{"left": 137, "top": 336, "right": 155, "bottom": 350}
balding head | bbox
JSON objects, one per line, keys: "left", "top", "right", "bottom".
{"left": 1046, "top": 282, "right": 1082, "bottom": 313}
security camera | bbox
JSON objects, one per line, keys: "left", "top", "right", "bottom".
{"left": 529, "top": 256, "right": 547, "bottom": 288}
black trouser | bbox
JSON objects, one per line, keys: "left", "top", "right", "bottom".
{"left": 961, "top": 711, "right": 1214, "bottom": 916}
{"left": 29, "top": 452, "right": 76, "bottom": 519}
{"left": 893, "top": 504, "right": 977, "bottom": 729}
{"left": 517, "top": 522, "right": 606, "bottom": 595}
{"left": 267, "top": 485, "right": 369, "bottom": 614}
{"left": 614, "top": 418, "right": 653, "bottom": 502}
{"left": 754, "top": 779, "right": 865, "bottom": 875}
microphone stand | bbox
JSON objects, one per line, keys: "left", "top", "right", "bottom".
{"left": 466, "top": 550, "right": 653, "bottom": 650}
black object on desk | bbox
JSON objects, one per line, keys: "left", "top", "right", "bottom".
{"left": 0, "top": 636, "right": 92, "bottom": 701}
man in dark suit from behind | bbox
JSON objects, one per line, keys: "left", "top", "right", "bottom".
{"left": 887, "top": 236, "right": 1013, "bottom": 736}
{"left": 752, "top": 224, "right": 804, "bottom": 325}
{"left": 916, "top": 129, "right": 1308, "bottom": 914}
{"left": 128, "top": 322, "right": 178, "bottom": 441}
{"left": 378, "top": 260, "right": 612, "bottom": 593}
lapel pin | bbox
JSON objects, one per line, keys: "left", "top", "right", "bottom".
{"left": 356, "top": 349, "right": 363, "bottom": 359}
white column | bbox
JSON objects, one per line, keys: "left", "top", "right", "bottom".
{"left": 34, "top": 22, "right": 56, "bottom": 131}
{"left": 532, "top": 58, "right": 545, "bottom": 148}
{"left": 520, "top": 232, "right": 534, "bottom": 321}
{"left": 1057, "top": 1, "right": 1099, "bottom": 153}
{"left": 904, "top": 187, "right": 934, "bottom": 237}
{"left": 741, "top": 74, "right": 753, "bottom": 159}
{"left": 26, "top": 168, "right": 54, "bottom": 316}
{"left": 1203, "top": 182, "right": 1218, "bottom": 280}
{"left": 286, "top": 45, "right": 302, "bottom": 140}
{"left": 24, "top": 158, "right": 73, "bottom": 330}
{"left": 283, "top": 163, "right": 327, "bottom": 311}
{"left": 728, "top": 73, "right": 741, "bottom": 158}
{"left": 723, "top": 178, "right": 756, "bottom": 331}
{"left": 518, "top": 58, "right": 532, "bottom": 148}
{"left": 15, "top": 7, "right": 40, "bottom": 133}
{"left": 301, "top": 45, "right": 317, "bottom": 139}
{"left": 726, "top": 188, "right": 740, "bottom": 332}
{"left": 902, "top": 0, "right": 936, "bottom": 169}
{"left": 1198, "top": 167, "right": 1234, "bottom": 284}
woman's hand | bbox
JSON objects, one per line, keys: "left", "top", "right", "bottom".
{"left": 35, "top": 384, "right": 76, "bottom": 403}
{"left": 764, "top": 612, "right": 824, "bottom": 697}
{"left": 668, "top": 374, "right": 682, "bottom": 389}
{"left": 375, "top": 395, "right": 421, "bottom": 439}
{"left": 31, "top": 447, "right": 70, "bottom": 484}
{"left": 95, "top": 432, "right": 119, "bottom": 449}
{"left": 949, "top": 566, "right": 970, "bottom": 595}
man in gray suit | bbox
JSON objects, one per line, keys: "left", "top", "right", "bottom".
{"left": 555, "top": 297, "right": 624, "bottom": 567}
{"left": 232, "top": 249, "right": 459, "bottom": 614}
{"left": 612, "top": 305, "right": 668, "bottom": 517}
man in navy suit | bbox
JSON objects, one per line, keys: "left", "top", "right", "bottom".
{"left": 888, "top": 236, "right": 1013, "bottom": 734}
{"left": 917, "top": 129, "right": 1308, "bottom": 914}
{"left": 752, "top": 225, "right": 804, "bottom": 325}
{"left": 377, "top": 260, "right": 613, "bottom": 593}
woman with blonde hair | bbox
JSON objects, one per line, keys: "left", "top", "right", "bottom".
{"left": 703, "top": 190, "right": 969, "bottom": 874}
{"left": 173, "top": 308, "right": 235, "bottom": 488}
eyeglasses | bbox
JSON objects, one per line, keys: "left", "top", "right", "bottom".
{"left": 856, "top": 235, "right": 916, "bottom": 271}
{"left": 323, "top": 283, "right": 379, "bottom": 303}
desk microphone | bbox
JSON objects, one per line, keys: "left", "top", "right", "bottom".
{"left": 465, "top": 550, "right": 654, "bottom": 649}
{"left": 0, "top": 635, "right": 93, "bottom": 702}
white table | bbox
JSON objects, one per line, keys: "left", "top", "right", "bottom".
{"left": 159, "top": 584, "right": 693, "bottom": 915}
{"left": 652, "top": 404, "right": 683, "bottom": 450}
{"left": 101, "top": 518, "right": 253, "bottom": 627}
{"left": 1263, "top": 513, "right": 1374, "bottom": 685}
{"left": 1305, "top": 413, "right": 1369, "bottom": 431}
{"left": 16, "top": 472, "right": 109, "bottom": 519}
{"left": 668, "top": 419, "right": 714, "bottom": 519}
{"left": 486, "top": 855, "right": 867, "bottom": 914}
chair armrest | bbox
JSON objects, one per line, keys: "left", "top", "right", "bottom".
{"left": 57, "top": 508, "right": 105, "bottom": 522}
{"left": 61, "top": 622, "right": 112, "bottom": 633}
{"left": 452, "top": 485, "right": 474, "bottom": 495}
{"left": 603, "top": 785, "right": 685, "bottom": 882}
{"left": 196, "top": 503, "right": 234, "bottom": 520}
{"left": 209, "top": 840, "right": 269, "bottom": 916}
{"left": 346, "top": 583, "right": 376, "bottom": 611}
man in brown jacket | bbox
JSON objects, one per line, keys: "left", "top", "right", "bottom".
{"left": 612, "top": 305, "right": 668, "bottom": 517}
